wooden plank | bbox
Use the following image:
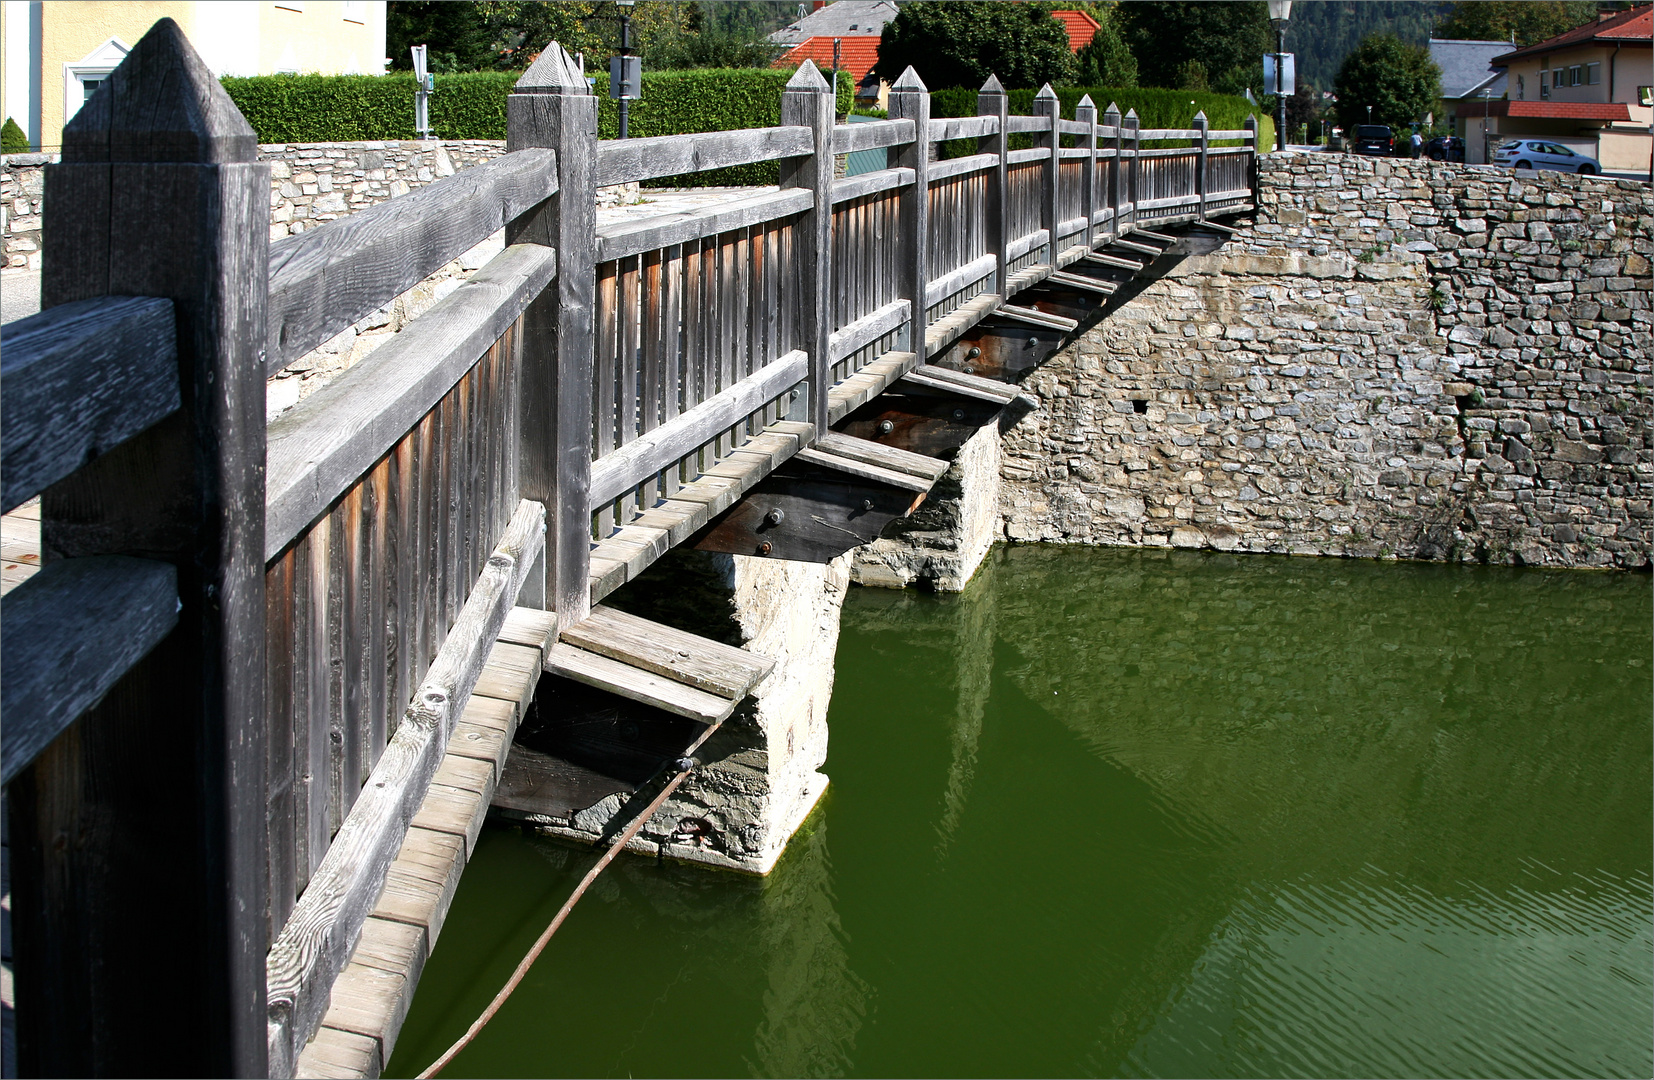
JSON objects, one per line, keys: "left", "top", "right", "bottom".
{"left": 830, "top": 167, "right": 913, "bottom": 205}
{"left": 833, "top": 117, "right": 916, "bottom": 153}
{"left": 366, "top": 826, "right": 466, "bottom": 949}
{"left": 1132, "top": 227, "right": 1179, "bottom": 243}
{"left": 499, "top": 606, "right": 557, "bottom": 651}
{"left": 780, "top": 62, "right": 835, "bottom": 443}
{"left": 562, "top": 605, "right": 774, "bottom": 700}
{"left": 1048, "top": 270, "right": 1118, "bottom": 295}
{"left": 472, "top": 641, "right": 542, "bottom": 711}
{"left": 890, "top": 66, "right": 930, "bottom": 359}
{"left": 0, "top": 297, "right": 178, "bottom": 514}
{"left": 596, "top": 189, "right": 812, "bottom": 263}
{"left": 1084, "top": 252, "right": 1144, "bottom": 271}
{"left": 265, "top": 244, "right": 556, "bottom": 563}
{"left": 998, "top": 304, "right": 1079, "bottom": 332}
{"left": 815, "top": 431, "right": 949, "bottom": 482}
{"left": 1004, "top": 114, "right": 1052, "bottom": 134}
{"left": 1006, "top": 228, "right": 1050, "bottom": 263}
{"left": 295, "top": 1025, "right": 380, "bottom": 1080}
{"left": 793, "top": 447, "right": 933, "bottom": 493}
{"left": 446, "top": 696, "right": 518, "bottom": 781}
{"left": 829, "top": 299, "right": 910, "bottom": 363}
{"left": 903, "top": 363, "right": 1023, "bottom": 404}
{"left": 311, "top": 960, "right": 408, "bottom": 1068}
{"left": 594, "top": 125, "right": 812, "bottom": 187}
{"left": 924, "top": 253, "right": 997, "bottom": 309}
{"left": 266, "top": 149, "right": 557, "bottom": 370}
{"left": 12, "top": 21, "right": 271, "bottom": 1075}
{"left": 1006, "top": 146, "right": 1051, "bottom": 165}
{"left": 588, "top": 350, "right": 807, "bottom": 508}
{"left": 0, "top": 557, "right": 177, "bottom": 785}
{"left": 930, "top": 114, "right": 998, "bottom": 141}
{"left": 264, "top": 500, "right": 544, "bottom": 1071}
{"left": 545, "top": 643, "right": 735, "bottom": 724}
{"left": 925, "top": 153, "right": 997, "bottom": 184}
{"left": 407, "top": 782, "right": 489, "bottom": 860}
{"left": 1112, "top": 237, "right": 1162, "bottom": 256}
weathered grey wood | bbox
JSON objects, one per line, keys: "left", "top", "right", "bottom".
{"left": 0, "top": 296, "right": 178, "bottom": 513}
{"left": 265, "top": 244, "right": 555, "bottom": 563}
{"left": 1049, "top": 270, "right": 1118, "bottom": 295}
{"left": 596, "top": 188, "right": 811, "bottom": 263}
{"left": 978, "top": 76, "right": 1010, "bottom": 297}
{"left": 1007, "top": 228, "right": 1050, "bottom": 263}
{"left": 829, "top": 299, "right": 909, "bottom": 363}
{"left": 1137, "top": 128, "right": 1203, "bottom": 140}
{"left": 266, "top": 150, "right": 557, "bottom": 370}
{"left": 930, "top": 114, "right": 999, "bottom": 142}
{"left": 1004, "top": 115, "right": 1051, "bottom": 134}
{"left": 901, "top": 364, "right": 1021, "bottom": 405}
{"left": 997, "top": 304, "right": 1078, "bottom": 332}
{"left": 1006, "top": 147, "right": 1050, "bottom": 166}
{"left": 779, "top": 62, "right": 835, "bottom": 442}
{"left": 265, "top": 499, "right": 544, "bottom": 1074}
{"left": 1085, "top": 251, "right": 1143, "bottom": 271}
{"left": 1104, "top": 102, "right": 1123, "bottom": 234}
{"left": 924, "top": 253, "right": 997, "bottom": 308}
{"left": 1124, "top": 109, "right": 1141, "bottom": 233}
{"left": 508, "top": 42, "right": 594, "bottom": 631}
{"left": 14, "top": 18, "right": 270, "bottom": 1077}
{"left": 1075, "top": 95, "right": 1098, "bottom": 248}
{"left": 545, "top": 642, "right": 736, "bottom": 723}
{"left": 793, "top": 446, "right": 933, "bottom": 493}
{"left": 815, "top": 431, "right": 948, "bottom": 482}
{"left": 594, "top": 125, "right": 811, "bottom": 187}
{"left": 1032, "top": 84, "right": 1060, "bottom": 270}
{"left": 588, "top": 350, "right": 807, "bottom": 507}
{"left": 832, "top": 118, "right": 915, "bottom": 154}
{"left": 561, "top": 605, "right": 774, "bottom": 700}
{"left": 1193, "top": 110, "right": 1209, "bottom": 220}
{"left": 926, "top": 153, "right": 998, "bottom": 183}
{"left": 0, "top": 556, "right": 177, "bottom": 785}
{"left": 830, "top": 167, "right": 914, "bottom": 204}
{"left": 889, "top": 66, "right": 930, "bottom": 348}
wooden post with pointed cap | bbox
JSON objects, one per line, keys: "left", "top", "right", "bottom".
{"left": 1125, "top": 107, "right": 1141, "bottom": 234}
{"left": 10, "top": 17, "right": 269, "bottom": 1076}
{"left": 780, "top": 61, "right": 834, "bottom": 438}
{"left": 888, "top": 66, "right": 929, "bottom": 355}
{"left": 1033, "top": 83, "right": 1060, "bottom": 266}
{"left": 508, "top": 42, "right": 594, "bottom": 629}
{"left": 1076, "top": 94, "right": 1098, "bottom": 247}
{"left": 1194, "top": 110, "right": 1209, "bottom": 221}
{"left": 1103, "top": 101, "right": 1122, "bottom": 243}
{"left": 978, "top": 74, "right": 1010, "bottom": 295}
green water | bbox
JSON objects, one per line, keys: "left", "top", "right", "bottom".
{"left": 386, "top": 547, "right": 1653, "bottom": 1079}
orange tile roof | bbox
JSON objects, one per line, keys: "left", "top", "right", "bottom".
{"left": 1479, "top": 99, "right": 1632, "bottom": 120}
{"left": 1492, "top": 5, "right": 1650, "bottom": 64}
{"left": 777, "top": 36, "right": 882, "bottom": 85}
{"left": 1052, "top": 9, "right": 1100, "bottom": 51}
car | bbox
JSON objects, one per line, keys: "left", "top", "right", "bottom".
{"left": 1492, "top": 139, "right": 1600, "bottom": 174}
{"left": 1426, "top": 136, "right": 1465, "bottom": 162}
{"left": 1352, "top": 124, "right": 1394, "bottom": 156}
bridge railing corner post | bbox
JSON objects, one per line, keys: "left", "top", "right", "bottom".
{"left": 1126, "top": 108, "right": 1141, "bottom": 234}
{"left": 1033, "top": 84, "right": 1060, "bottom": 267}
{"left": 889, "top": 66, "right": 931, "bottom": 361}
{"left": 1244, "top": 114, "right": 1259, "bottom": 206}
{"left": 507, "top": 42, "right": 596, "bottom": 630}
{"left": 780, "top": 62, "right": 835, "bottom": 441}
{"left": 978, "top": 75, "right": 1009, "bottom": 296}
{"left": 1194, "top": 109, "right": 1209, "bottom": 221}
{"left": 1076, "top": 95, "right": 1098, "bottom": 248}
{"left": 1103, "top": 102, "right": 1122, "bottom": 244}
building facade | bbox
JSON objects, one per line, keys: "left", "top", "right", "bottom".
{"left": 1, "top": 1, "right": 387, "bottom": 152}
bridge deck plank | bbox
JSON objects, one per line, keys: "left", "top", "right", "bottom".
{"left": 545, "top": 643, "right": 735, "bottom": 724}
{"left": 563, "top": 605, "right": 774, "bottom": 700}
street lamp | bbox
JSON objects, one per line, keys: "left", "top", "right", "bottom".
{"left": 610, "top": 0, "right": 640, "bottom": 139}
{"left": 1268, "top": 0, "right": 1291, "bottom": 152}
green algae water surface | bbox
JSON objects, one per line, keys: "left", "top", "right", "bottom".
{"left": 387, "top": 547, "right": 1652, "bottom": 1079}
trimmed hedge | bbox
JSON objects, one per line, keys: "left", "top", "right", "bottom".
{"left": 221, "top": 68, "right": 854, "bottom": 187}
{"left": 930, "top": 84, "right": 1272, "bottom": 156}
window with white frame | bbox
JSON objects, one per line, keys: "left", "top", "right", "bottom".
{"left": 1552, "top": 68, "right": 1563, "bottom": 88}
{"left": 1586, "top": 62, "right": 1600, "bottom": 85}
{"left": 1569, "top": 65, "right": 1581, "bottom": 86}
{"left": 63, "top": 38, "right": 130, "bottom": 126}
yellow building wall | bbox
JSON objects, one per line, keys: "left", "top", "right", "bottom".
{"left": 23, "top": 2, "right": 385, "bottom": 151}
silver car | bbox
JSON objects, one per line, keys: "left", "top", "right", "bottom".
{"left": 1493, "top": 139, "right": 1601, "bottom": 174}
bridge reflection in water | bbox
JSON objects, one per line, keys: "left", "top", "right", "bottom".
{"left": 385, "top": 548, "right": 1652, "bottom": 1078}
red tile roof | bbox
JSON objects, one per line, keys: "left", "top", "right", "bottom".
{"left": 1492, "top": 5, "right": 1650, "bottom": 64}
{"left": 1477, "top": 99, "right": 1633, "bottom": 120}
{"left": 1052, "top": 10, "right": 1100, "bottom": 51}
{"left": 777, "top": 36, "right": 882, "bottom": 85}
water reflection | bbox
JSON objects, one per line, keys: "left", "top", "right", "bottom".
{"left": 390, "top": 547, "right": 1651, "bottom": 1079}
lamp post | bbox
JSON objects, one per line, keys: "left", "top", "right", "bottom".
{"left": 612, "top": 0, "right": 638, "bottom": 139}
{"left": 1268, "top": 0, "right": 1291, "bottom": 152}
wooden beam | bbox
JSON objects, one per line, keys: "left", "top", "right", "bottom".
{"left": 794, "top": 447, "right": 933, "bottom": 493}
{"left": 997, "top": 304, "right": 1078, "bottom": 332}
{"left": 930, "top": 114, "right": 999, "bottom": 142}
{"left": 14, "top": 17, "right": 270, "bottom": 1076}
{"left": 265, "top": 243, "right": 556, "bottom": 563}
{"left": 561, "top": 605, "right": 774, "bottom": 700}
{"left": 832, "top": 117, "right": 915, "bottom": 153}
{"left": 830, "top": 166, "right": 914, "bottom": 204}
{"left": 978, "top": 75, "right": 1010, "bottom": 296}
{"left": 924, "top": 253, "right": 997, "bottom": 309}
{"left": 545, "top": 643, "right": 736, "bottom": 724}
{"left": 830, "top": 299, "right": 910, "bottom": 362}
{"left": 266, "top": 149, "right": 557, "bottom": 371}
{"left": 0, "top": 296, "right": 177, "bottom": 514}
{"left": 889, "top": 66, "right": 930, "bottom": 356}
{"left": 779, "top": 62, "right": 835, "bottom": 442}
{"left": 265, "top": 500, "right": 544, "bottom": 1075}
{"left": 595, "top": 189, "right": 812, "bottom": 263}
{"left": 0, "top": 556, "right": 178, "bottom": 785}
{"left": 814, "top": 430, "right": 949, "bottom": 483}
{"left": 594, "top": 125, "right": 811, "bottom": 187}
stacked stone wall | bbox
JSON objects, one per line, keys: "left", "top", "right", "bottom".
{"left": 1000, "top": 156, "right": 1652, "bottom": 569}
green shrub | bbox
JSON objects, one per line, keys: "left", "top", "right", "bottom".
{"left": 929, "top": 84, "right": 1271, "bottom": 158}
{"left": 220, "top": 68, "right": 853, "bottom": 187}
{"left": 1, "top": 116, "right": 28, "bottom": 154}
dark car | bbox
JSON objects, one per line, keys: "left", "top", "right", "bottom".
{"left": 1352, "top": 125, "right": 1394, "bottom": 156}
{"left": 1426, "top": 136, "right": 1465, "bottom": 162}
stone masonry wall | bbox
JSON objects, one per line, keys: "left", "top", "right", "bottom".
{"left": 1001, "top": 156, "right": 1652, "bottom": 569}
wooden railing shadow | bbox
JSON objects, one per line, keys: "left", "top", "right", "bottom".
{"left": 0, "top": 17, "right": 1255, "bottom": 1076}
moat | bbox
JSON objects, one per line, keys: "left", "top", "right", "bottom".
{"left": 386, "top": 547, "right": 1651, "bottom": 1079}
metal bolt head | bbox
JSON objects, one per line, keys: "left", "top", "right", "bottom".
{"left": 765, "top": 507, "right": 785, "bottom": 526}
{"left": 953, "top": 409, "right": 966, "bottom": 421}
{"left": 861, "top": 499, "right": 874, "bottom": 511}
{"left": 878, "top": 419, "right": 894, "bottom": 435}
{"left": 759, "top": 540, "right": 773, "bottom": 555}
{"left": 967, "top": 346, "right": 982, "bottom": 360}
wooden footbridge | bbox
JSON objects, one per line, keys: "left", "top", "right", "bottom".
{"left": 0, "top": 20, "right": 1255, "bottom": 1077}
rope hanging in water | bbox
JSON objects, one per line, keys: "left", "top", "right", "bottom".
{"left": 417, "top": 725, "right": 720, "bottom": 1079}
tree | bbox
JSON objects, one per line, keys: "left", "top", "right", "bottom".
{"left": 1071, "top": 7, "right": 1138, "bottom": 88}
{"left": 1117, "top": 1, "right": 1270, "bottom": 92}
{"left": 1, "top": 116, "right": 28, "bottom": 153}
{"left": 873, "top": 1, "right": 1077, "bottom": 90}
{"left": 1435, "top": 1, "right": 1600, "bottom": 47}
{"left": 1333, "top": 33, "right": 1442, "bottom": 132}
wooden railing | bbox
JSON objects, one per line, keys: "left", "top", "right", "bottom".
{"left": 0, "top": 19, "right": 1254, "bottom": 1077}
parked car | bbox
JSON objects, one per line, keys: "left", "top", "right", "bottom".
{"left": 1352, "top": 125, "right": 1395, "bottom": 155}
{"left": 1426, "top": 136, "right": 1465, "bottom": 162}
{"left": 1492, "top": 139, "right": 1600, "bottom": 174}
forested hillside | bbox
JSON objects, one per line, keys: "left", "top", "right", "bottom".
{"left": 1283, "top": 0, "right": 1453, "bottom": 89}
